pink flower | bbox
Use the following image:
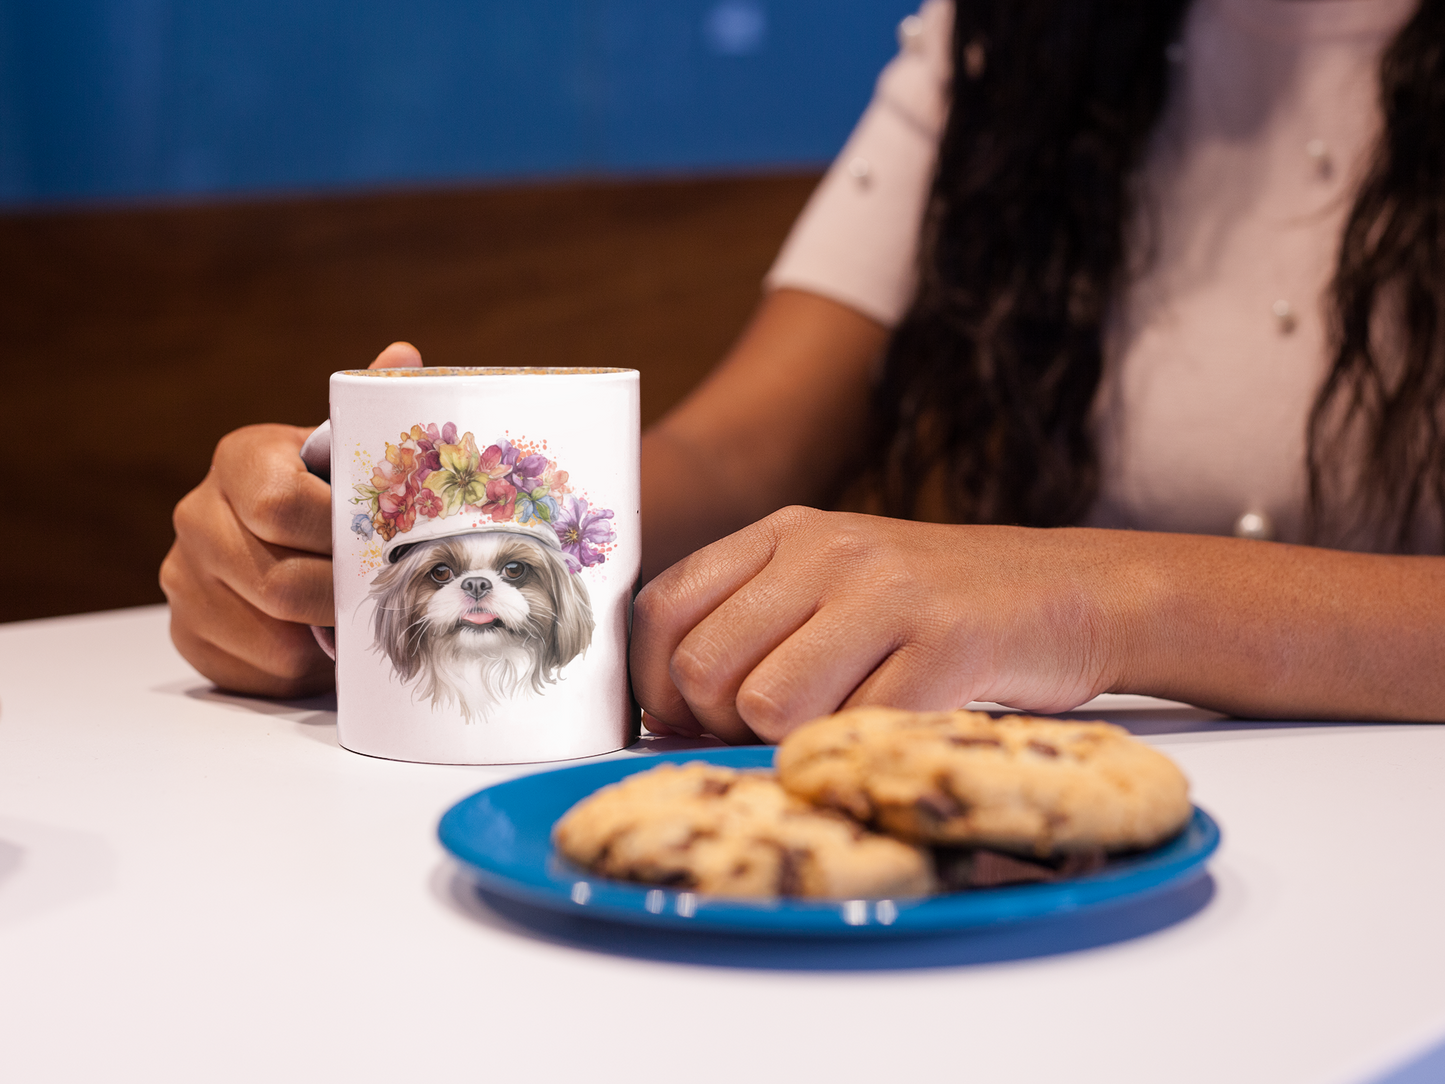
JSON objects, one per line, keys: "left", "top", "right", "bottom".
{"left": 408, "top": 422, "right": 459, "bottom": 474}
{"left": 415, "top": 488, "right": 442, "bottom": 519}
{"left": 478, "top": 443, "right": 515, "bottom": 481}
{"left": 377, "top": 480, "right": 418, "bottom": 536}
{"left": 478, "top": 478, "right": 518, "bottom": 522}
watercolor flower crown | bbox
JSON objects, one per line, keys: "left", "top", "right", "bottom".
{"left": 350, "top": 422, "right": 616, "bottom": 572}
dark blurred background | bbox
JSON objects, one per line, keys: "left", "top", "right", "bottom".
{"left": 0, "top": 0, "right": 914, "bottom": 623}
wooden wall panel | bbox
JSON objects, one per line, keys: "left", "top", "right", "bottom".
{"left": 0, "top": 173, "right": 819, "bottom": 623}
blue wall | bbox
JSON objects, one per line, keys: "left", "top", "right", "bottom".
{"left": 0, "top": 0, "right": 917, "bottom": 206}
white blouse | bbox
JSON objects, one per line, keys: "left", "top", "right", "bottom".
{"left": 766, "top": 0, "right": 1418, "bottom": 547}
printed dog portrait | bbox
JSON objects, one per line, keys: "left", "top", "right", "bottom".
{"left": 367, "top": 532, "right": 595, "bottom": 721}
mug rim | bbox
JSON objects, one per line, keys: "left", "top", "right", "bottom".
{"left": 335, "top": 366, "right": 637, "bottom": 378}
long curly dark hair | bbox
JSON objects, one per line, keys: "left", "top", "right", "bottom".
{"left": 871, "top": 0, "right": 1445, "bottom": 552}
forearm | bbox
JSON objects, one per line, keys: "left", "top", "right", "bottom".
{"left": 1097, "top": 530, "right": 1445, "bottom": 720}
{"left": 640, "top": 289, "right": 888, "bottom": 581}
{"left": 641, "top": 426, "right": 763, "bottom": 580}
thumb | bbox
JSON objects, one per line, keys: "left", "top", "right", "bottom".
{"left": 369, "top": 341, "right": 423, "bottom": 369}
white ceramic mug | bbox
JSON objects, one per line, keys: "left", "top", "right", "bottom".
{"left": 320, "top": 366, "right": 640, "bottom": 764}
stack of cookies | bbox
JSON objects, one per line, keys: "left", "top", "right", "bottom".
{"left": 552, "top": 707, "right": 1193, "bottom": 900}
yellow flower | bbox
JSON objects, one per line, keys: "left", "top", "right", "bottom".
{"left": 423, "top": 433, "right": 505, "bottom": 517}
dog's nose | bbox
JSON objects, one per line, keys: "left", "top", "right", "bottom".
{"left": 460, "top": 576, "right": 492, "bottom": 599}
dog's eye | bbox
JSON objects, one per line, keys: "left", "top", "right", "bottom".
{"left": 428, "top": 564, "right": 453, "bottom": 584}
{"left": 501, "top": 561, "right": 526, "bottom": 581}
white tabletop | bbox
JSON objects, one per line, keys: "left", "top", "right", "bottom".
{"left": 2, "top": 606, "right": 1444, "bottom": 1084}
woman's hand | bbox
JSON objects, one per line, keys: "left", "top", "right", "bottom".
{"left": 631, "top": 507, "right": 1128, "bottom": 744}
{"left": 633, "top": 506, "right": 1445, "bottom": 740}
{"left": 160, "top": 342, "right": 422, "bottom": 696}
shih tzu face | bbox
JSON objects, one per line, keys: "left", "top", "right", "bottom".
{"left": 367, "top": 533, "right": 595, "bottom": 722}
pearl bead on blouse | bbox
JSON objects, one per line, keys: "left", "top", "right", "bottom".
{"left": 897, "top": 15, "right": 924, "bottom": 51}
{"left": 1272, "top": 299, "right": 1296, "bottom": 334}
{"left": 1234, "top": 511, "right": 1274, "bottom": 541}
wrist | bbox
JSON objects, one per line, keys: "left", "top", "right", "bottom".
{"left": 1074, "top": 528, "right": 1182, "bottom": 701}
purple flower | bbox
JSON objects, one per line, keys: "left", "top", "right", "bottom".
{"left": 552, "top": 496, "right": 615, "bottom": 569}
{"left": 350, "top": 513, "right": 375, "bottom": 539}
{"left": 509, "top": 454, "right": 551, "bottom": 493}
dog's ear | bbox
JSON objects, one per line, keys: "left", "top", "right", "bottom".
{"left": 368, "top": 558, "right": 423, "bottom": 680}
{"left": 542, "top": 552, "right": 595, "bottom": 674}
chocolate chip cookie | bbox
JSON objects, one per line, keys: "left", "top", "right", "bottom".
{"left": 552, "top": 761, "right": 935, "bottom": 899}
{"left": 775, "top": 707, "right": 1192, "bottom": 857}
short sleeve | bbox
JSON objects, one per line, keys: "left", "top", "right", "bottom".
{"left": 764, "top": 0, "right": 953, "bottom": 328}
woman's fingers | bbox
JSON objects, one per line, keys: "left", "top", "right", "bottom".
{"left": 729, "top": 576, "right": 986, "bottom": 742}
{"left": 665, "top": 568, "right": 824, "bottom": 744}
{"left": 630, "top": 514, "right": 790, "bottom": 733}
{"left": 161, "top": 542, "right": 333, "bottom": 695}
{"left": 731, "top": 608, "right": 903, "bottom": 743}
{"left": 640, "top": 713, "right": 700, "bottom": 738}
{"left": 634, "top": 506, "right": 926, "bottom": 742}
{"left": 165, "top": 560, "right": 333, "bottom": 696}
{"left": 164, "top": 423, "right": 339, "bottom": 694}
{"left": 163, "top": 342, "right": 425, "bottom": 698}
{"left": 370, "top": 341, "right": 423, "bottom": 368}
{"left": 841, "top": 641, "right": 986, "bottom": 713}
{"left": 173, "top": 452, "right": 334, "bottom": 626}
{"left": 211, "top": 424, "right": 333, "bottom": 556}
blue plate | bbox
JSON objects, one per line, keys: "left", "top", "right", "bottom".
{"left": 438, "top": 747, "right": 1220, "bottom": 938}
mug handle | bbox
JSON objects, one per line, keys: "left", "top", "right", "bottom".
{"left": 299, "top": 421, "right": 336, "bottom": 659}
{"left": 299, "top": 419, "right": 331, "bottom": 482}
{"left": 311, "top": 624, "right": 337, "bottom": 661}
